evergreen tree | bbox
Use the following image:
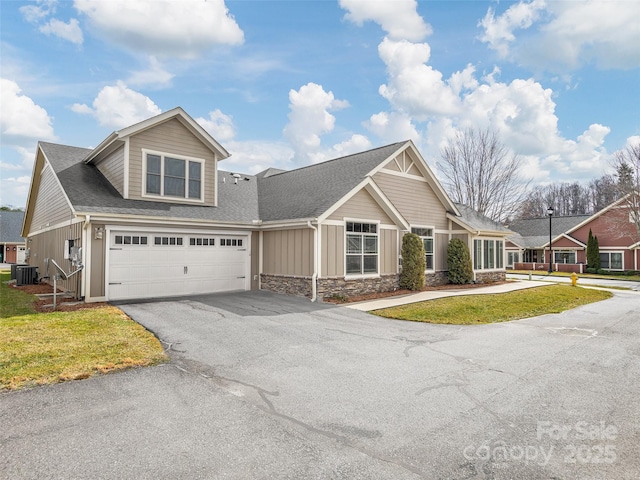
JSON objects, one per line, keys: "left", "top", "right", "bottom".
{"left": 447, "top": 239, "right": 473, "bottom": 284}
{"left": 587, "top": 229, "right": 601, "bottom": 270}
{"left": 400, "top": 233, "right": 425, "bottom": 290}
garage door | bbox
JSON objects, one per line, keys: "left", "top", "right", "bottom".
{"left": 108, "top": 231, "right": 249, "bottom": 301}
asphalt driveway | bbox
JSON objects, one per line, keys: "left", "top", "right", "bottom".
{"left": 2, "top": 289, "right": 639, "bottom": 479}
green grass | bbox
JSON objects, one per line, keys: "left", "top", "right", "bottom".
{"left": 0, "top": 270, "right": 37, "bottom": 317}
{"left": 373, "top": 284, "right": 613, "bottom": 325}
{"left": 510, "top": 269, "right": 640, "bottom": 282}
{"left": 1, "top": 270, "right": 167, "bottom": 391}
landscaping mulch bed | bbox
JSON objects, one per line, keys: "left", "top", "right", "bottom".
{"left": 11, "top": 282, "right": 109, "bottom": 313}
{"left": 324, "top": 280, "right": 510, "bottom": 304}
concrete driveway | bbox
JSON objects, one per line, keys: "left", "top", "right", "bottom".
{"left": 2, "top": 290, "right": 639, "bottom": 479}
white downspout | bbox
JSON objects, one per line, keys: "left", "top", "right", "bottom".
{"left": 81, "top": 215, "right": 90, "bottom": 299}
{"left": 307, "top": 220, "right": 318, "bottom": 302}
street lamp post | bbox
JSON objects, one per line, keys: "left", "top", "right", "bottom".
{"left": 547, "top": 207, "right": 554, "bottom": 273}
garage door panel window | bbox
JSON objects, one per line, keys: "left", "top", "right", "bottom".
{"left": 221, "top": 238, "right": 243, "bottom": 247}
{"left": 346, "top": 221, "right": 378, "bottom": 275}
{"left": 114, "top": 235, "right": 148, "bottom": 246}
{"left": 144, "top": 151, "right": 203, "bottom": 201}
{"left": 190, "top": 237, "right": 215, "bottom": 246}
{"left": 154, "top": 236, "right": 183, "bottom": 246}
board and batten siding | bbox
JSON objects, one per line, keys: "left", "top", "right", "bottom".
{"left": 435, "top": 232, "right": 450, "bottom": 271}
{"left": 262, "top": 228, "right": 313, "bottom": 276}
{"left": 327, "top": 188, "right": 394, "bottom": 223}
{"left": 373, "top": 172, "right": 448, "bottom": 229}
{"left": 28, "top": 222, "right": 83, "bottom": 296}
{"left": 128, "top": 118, "right": 217, "bottom": 205}
{"left": 30, "top": 163, "right": 73, "bottom": 232}
{"left": 96, "top": 146, "right": 125, "bottom": 196}
{"left": 321, "top": 224, "right": 397, "bottom": 277}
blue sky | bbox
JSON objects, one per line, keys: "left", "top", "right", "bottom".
{"left": 2, "top": 0, "right": 639, "bottom": 208}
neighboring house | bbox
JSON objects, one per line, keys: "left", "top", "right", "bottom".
{"left": 506, "top": 197, "right": 640, "bottom": 272}
{"left": 22, "top": 107, "right": 510, "bottom": 302}
{"left": 0, "top": 211, "right": 26, "bottom": 264}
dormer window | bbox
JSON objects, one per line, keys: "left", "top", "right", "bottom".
{"left": 143, "top": 149, "right": 204, "bottom": 201}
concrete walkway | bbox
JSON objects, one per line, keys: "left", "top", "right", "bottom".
{"left": 344, "top": 279, "right": 543, "bottom": 311}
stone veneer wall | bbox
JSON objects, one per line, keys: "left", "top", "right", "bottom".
{"left": 261, "top": 271, "right": 463, "bottom": 300}
{"left": 475, "top": 271, "right": 506, "bottom": 283}
{"left": 424, "top": 271, "right": 449, "bottom": 287}
{"left": 260, "top": 274, "right": 313, "bottom": 298}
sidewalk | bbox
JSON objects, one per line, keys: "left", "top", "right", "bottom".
{"left": 344, "top": 280, "right": 543, "bottom": 311}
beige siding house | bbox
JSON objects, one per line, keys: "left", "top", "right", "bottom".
{"left": 22, "top": 107, "right": 510, "bottom": 302}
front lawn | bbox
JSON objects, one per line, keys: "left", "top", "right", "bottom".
{"left": 373, "top": 284, "right": 612, "bottom": 325}
{"left": 1, "top": 271, "right": 166, "bottom": 391}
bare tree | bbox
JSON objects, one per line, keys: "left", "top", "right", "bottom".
{"left": 437, "top": 128, "right": 530, "bottom": 222}
{"left": 609, "top": 141, "right": 640, "bottom": 241}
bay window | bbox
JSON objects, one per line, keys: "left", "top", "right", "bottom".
{"left": 474, "top": 239, "right": 504, "bottom": 270}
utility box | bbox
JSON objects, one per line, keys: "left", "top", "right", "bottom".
{"left": 11, "top": 264, "right": 29, "bottom": 280}
{"left": 16, "top": 266, "right": 38, "bottom": 286}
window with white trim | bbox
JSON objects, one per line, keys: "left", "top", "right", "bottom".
{"left": 346, "top": 221, "right": 378, "bottom": 275}
{"left": 153, "top": 236, "right": 183, "bottom": 246}
{"left": 411, "top": 227, "right": 434, "bottom": 270}
{"left": 507, "top": 252, "right": 519, "bottom": 267}
{"left": 599, "top": 252, "right": 623, "bottom": 270}
{"left": 144, "top": 151, "right": 203, "bottom": 200}
{"left": 554, "top": 250, "right": 576, "bottom": 264}
{"left": 474, "top": 239, "right": 504, "bottom": 269}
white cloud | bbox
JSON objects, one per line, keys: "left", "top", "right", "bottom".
{"left": 196, "top": 109, "right": 236, "bottom": 143}
{"left": 309, "top": 134, "right": 373, "bottom": 164}
{"left": 283, "top": 82, "right": 350, "bottom": 163}
{"left": 39, "top": 18, "right": 83, "bottom": 44}
{"left": 377, "top": 37, "right": 461, "bottom": 118}
{"left": 0, "top": 174, "right": 32, "bottom": 209}
{"left": 223, "top": 140, "right": 295, "bottom": 175}
{"left": 74, "top": 0, "right": 244, "bottom": 58}
{"left": 340, "top": 0, "right": 431, "bottom": 41}
{"left": 19, "top": 0, "right": 57, "bottom": 23}
{"left": 365, "top": 111, "right": 419, "bottom": 145}
{"left": 127, "top": 57, "right": 174, "bottom": 88}
{"left": 0, "top": 78, "right": 56, "bottom": 146}
{"left": 478, "top": 0, "right": 547, "bottom": 58}
{"left": 71, "top": 81, "right": 161, "bottom": 129}
{"left": 480, "top": 0, "right": 640, "bottom": 70}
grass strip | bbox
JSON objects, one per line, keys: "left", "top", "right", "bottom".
{"left": 1, "top": 306, "right": 167, "bottom": 390}
{"left": 373, "top": 284, "right": 612, "bottom": 325}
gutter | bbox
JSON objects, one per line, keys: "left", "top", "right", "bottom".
{"left": 307, "top": 220, "right": 318, "bottom": 302}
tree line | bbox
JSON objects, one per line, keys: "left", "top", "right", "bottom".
{"left": 437, "top": 127, "right": 640, "bottom": 224}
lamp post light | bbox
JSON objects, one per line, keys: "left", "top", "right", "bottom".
{"left": 547, "top": 206, "right": 554, "bottom": 273}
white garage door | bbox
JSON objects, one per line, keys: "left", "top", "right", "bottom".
{"left": 108, "top": 231, "right": 249, "bottom": 301}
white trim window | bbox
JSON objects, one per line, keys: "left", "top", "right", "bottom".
{"left": 411, "top": 226, "right": 434, "bottom": 270}
{"left": 599, "top": 251, "right": 624, "bottom": 270}
{"left": 346, "top": 221, "right": 378, "bottom": 275}
{"left": 554, "top": 250, "right": 577, "bottom": 264}
{"left": 474, "top": 239, "right": 504, "bottom": 270}
{"left": 143, "top": 150, "right": 204, "bottom": 201}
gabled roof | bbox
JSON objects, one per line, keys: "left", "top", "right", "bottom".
{"left": 506, "top": 214, "right": 590, "bottom": 248}
{"left": 449, "top": 203, "right": 512, "bottom": 235}
{"left": 0, "top": 211, "right": 25, "bottom": 243}
{"left": 39, "top": 142, "right": 258, "bottom": 224}
{"left": 84, "top": 107, "right": 230, "bottom": 164}
{"left": 257, "top": 142, "right": 406, "bottom": 222}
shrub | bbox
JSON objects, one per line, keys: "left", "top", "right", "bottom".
{"left": 447, "top": 238, "right": 473, "bottom": 284}
{"left": 586, "top": 268, "right": 597, "bottom": 274}
{"left": 400, "top": 233, "right": 425, "bottom": 290}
